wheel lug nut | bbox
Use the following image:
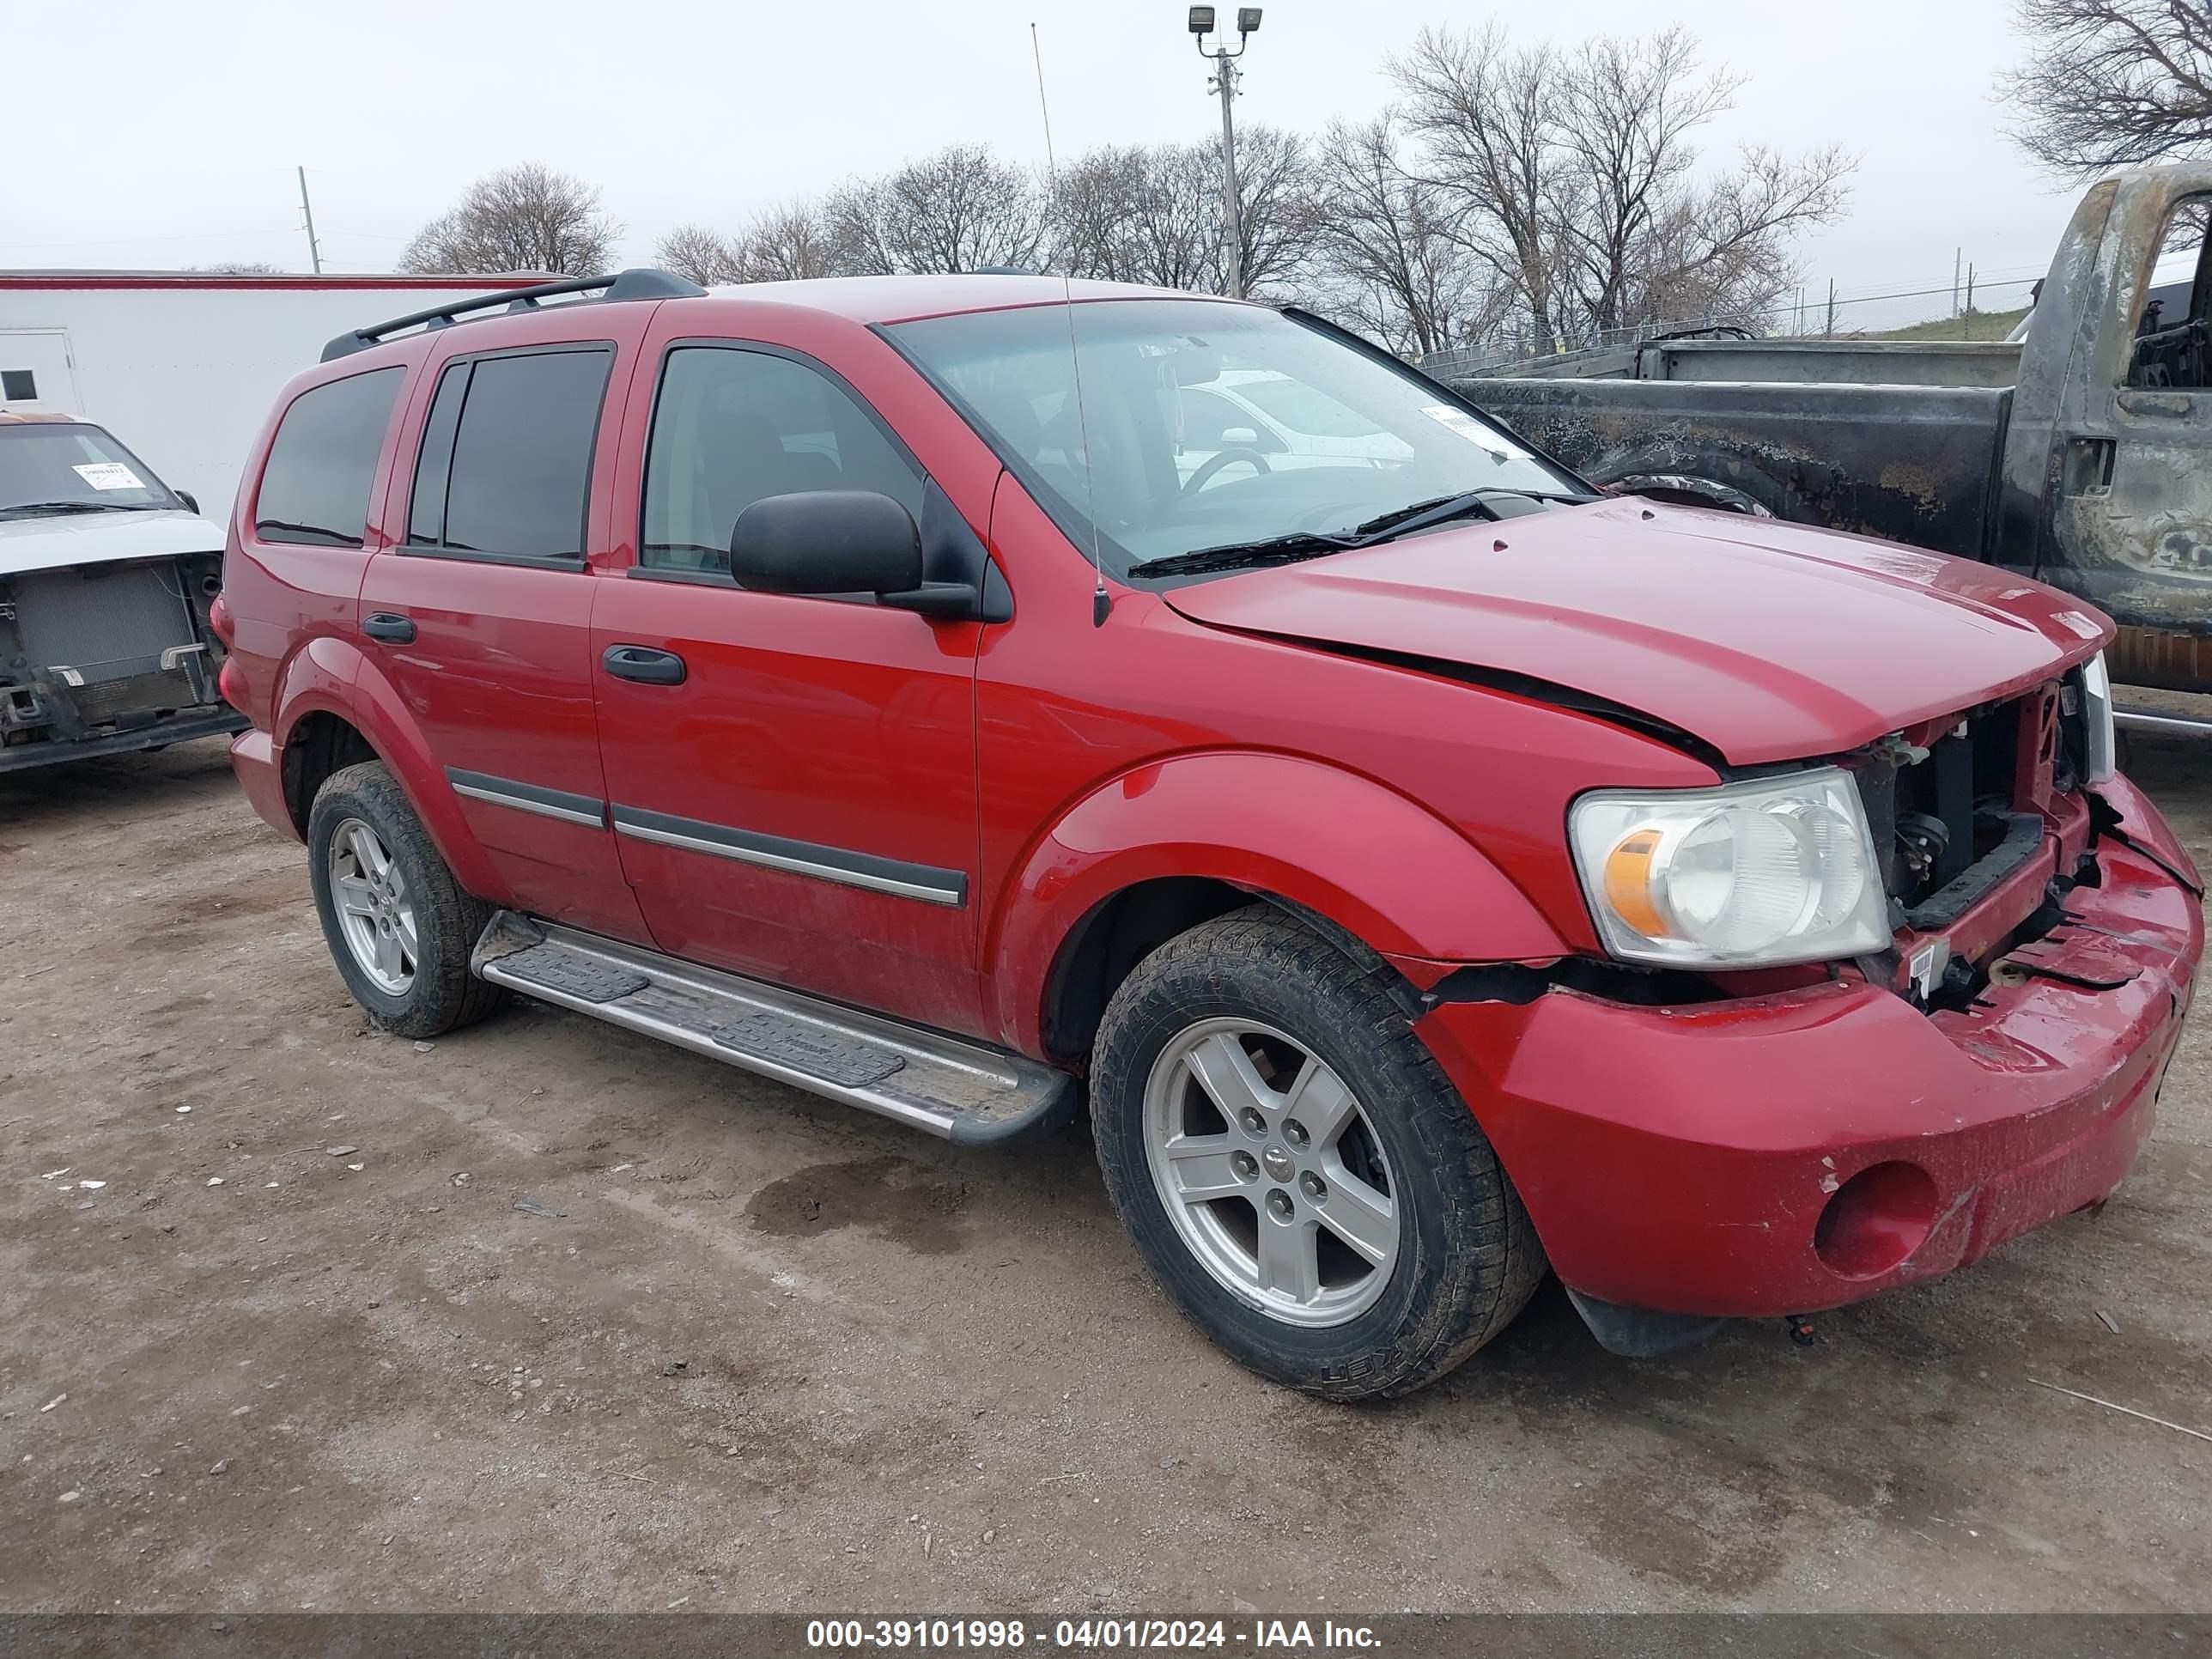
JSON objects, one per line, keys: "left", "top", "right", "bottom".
{"left": 1266, "top": 1189, "right": 1294, "bottom": 1220}
{"left": 1239, "top": 1108, "right": 1267, "bottom": 1134}
{"left": 1283, "top": 1119, "right": 1310, "bottom": 1149}
{"left": 1231, "top": 1151, "right": 1259, "bottom": 1181}
{"left": 1300, "top": 1172, "right": 1326, "bottom": 1200}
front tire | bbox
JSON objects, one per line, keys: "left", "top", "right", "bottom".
{"left": 307, "top": 760, "right": 505, "bottom": 1038}
{"left": 1091, "top": 906, "right": 1543, "bottom": 1400}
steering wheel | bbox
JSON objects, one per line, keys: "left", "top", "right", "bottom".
{"left": 1183, "top": 447, "right": 1273, "bottom": 495}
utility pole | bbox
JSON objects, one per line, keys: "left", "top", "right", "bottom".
{"left": 1824, "top": 278, "right": 1837, "bottom": 338}
{"left": 1952, "top": 246, "right": 1962, "bottom": 317}
{"left": 1964, "top": 264, "right": 1976, "bottom": 339}
{"left": 297, "top": 166, "right": 323, "bottom": 275}
{"left": 1189, "top": 7, "right": 1262, "bottom": 301}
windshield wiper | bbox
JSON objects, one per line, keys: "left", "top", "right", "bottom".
{"left": 0, "top": 500, "right": 149, "bottom": 519}
{"left": 1129, "top": 486, "right": 1601, "bottom": 580}
{"left": 1345, "top": 487, "right": 1591, "bottom": 549}
{"left": 1127, "top": 530, "right": 1358, "bottom": 579}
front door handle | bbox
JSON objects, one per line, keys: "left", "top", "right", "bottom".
{"left": 363, "top": 611, "right": 416, "bottom": 644}
{"left": 602, "top": 644, "right": 688, "bottom": 685}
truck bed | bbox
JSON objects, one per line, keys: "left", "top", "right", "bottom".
{"left": 1474, "top": 337, "right": 2026, "bottom": 388}
{"left": 1466, "top": 375, "right": 2013, "bottom": 562}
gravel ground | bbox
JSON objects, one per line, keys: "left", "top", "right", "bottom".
{"left": 0, "top": 727, "right": 2205, "bottom": 1613}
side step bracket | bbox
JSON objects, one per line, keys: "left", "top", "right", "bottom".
{"left": 471, "top": 913, "right": 1076, "bottom": 1145}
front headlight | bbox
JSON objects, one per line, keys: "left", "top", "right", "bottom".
{"left": 1569, "top": 768, "right": 1890, "bottom": 969}
{"left": 2080, "top": 650, "right": 2117, "bottom": 782}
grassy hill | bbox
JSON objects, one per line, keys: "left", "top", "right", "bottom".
{"left": 1867, "top": 306, "right": 2032, "bottom": 342}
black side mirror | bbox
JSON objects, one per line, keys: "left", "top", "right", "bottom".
{"left": 176, "top": 490, "right": 200, "bottom": 515}
{"left": 729, "top": 490, "right": 923, "bottom": 597}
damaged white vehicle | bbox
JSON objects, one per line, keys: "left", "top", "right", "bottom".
{"left": 0, "top": 413, "right": 242, "bottom": 774}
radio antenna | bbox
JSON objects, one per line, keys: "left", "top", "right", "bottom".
{"left": 1031, "top": 21, "right": 1112, "bottom": 627}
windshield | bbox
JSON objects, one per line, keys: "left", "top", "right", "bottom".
{"left": 888, "top": 299, "right": 1586, "bottom": 580}
{"left": 0, "top": 422, "right": 179, "bottom": 517}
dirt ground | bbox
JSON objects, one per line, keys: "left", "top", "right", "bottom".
{"left": 1, "top": 728, "right": 2206, "bottom": 1614}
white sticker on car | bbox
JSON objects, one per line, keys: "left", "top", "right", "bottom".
{"left": 2052, "top": 610, "right": 2104, "bottom": 640}
{"left": 73, "top": 462, "right": 144, "bottom": 491}
{"left": 1419, "top": 404, "right": 1517, "bottom": 462}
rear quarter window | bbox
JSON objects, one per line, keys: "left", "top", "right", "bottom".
{"left": 407, "top": 347, "right": 611, "bottom": 562}
{"left": 254, "top": 368, "right": 405, "bottom": 546}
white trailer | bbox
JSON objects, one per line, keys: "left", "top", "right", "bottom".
{"left": 0, "top": 273, "right": 541, "bottom": 520}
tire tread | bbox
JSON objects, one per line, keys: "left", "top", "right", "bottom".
{"left": 1091, "top": 904, "right": 1544, "bottom": 1400}
{"left": 307, "top": 761, "right": 505, "bottom": 1038}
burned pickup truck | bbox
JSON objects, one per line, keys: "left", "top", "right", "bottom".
{"left": 1, "top": 412, "right": 242, "bottom": 772}
{"left": 1463, "top": 162, "right": 2212, "bottom": 700}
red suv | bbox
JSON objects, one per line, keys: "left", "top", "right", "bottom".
{"left": 215, "top": 269, "right": 2203, "bottom": 1398}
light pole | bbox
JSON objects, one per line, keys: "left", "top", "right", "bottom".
{"left": 1189, "top": 6, "right": 1261, "bottom": 301}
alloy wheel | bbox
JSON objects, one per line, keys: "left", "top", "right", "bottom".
{"left": 1141, "top": 1018, "right": 1400, "bottom": 1328}
{"left": 328, "top": 817, "right": 418, "bottom": 995}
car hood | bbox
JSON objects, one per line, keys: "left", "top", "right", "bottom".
{"left": 1160, "top": 499, "right": 2112, "bottom": 766}
{"left": 0, "top": 509, "right": 225, "bottom": 578}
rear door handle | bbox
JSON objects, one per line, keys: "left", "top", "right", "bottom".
{"left": 602, "top": 644, "right": 688, "bottom": 685}
{"left": 363, "top": 611, "right": 416, "bottom": 644}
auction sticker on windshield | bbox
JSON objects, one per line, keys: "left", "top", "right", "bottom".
{"left": 1419, "top": 403, "right": 1520, "bottom": 462}
{"left": 72, "top": 462, "right": 144, "bottom": 491}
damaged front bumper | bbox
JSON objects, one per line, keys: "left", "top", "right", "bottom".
{"left": 1414, "top": 775, "right": 2203, "bottom": 1345}
{"left": 0, "top": 552, "right": 246, "bottom": 772}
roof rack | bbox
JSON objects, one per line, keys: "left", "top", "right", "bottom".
{"left": 319, "top": 267, "right": 705, "bottom": 362}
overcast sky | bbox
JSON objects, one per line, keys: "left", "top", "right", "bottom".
{"left": 3, "top": 0, "right": 2071, "bottom": 329}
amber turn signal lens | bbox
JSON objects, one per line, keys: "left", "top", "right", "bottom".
{"left": 1602, "top": 829, "right": 1669, "bottom": 938}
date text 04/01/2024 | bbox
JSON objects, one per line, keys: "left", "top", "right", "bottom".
{"left": 803, "top": 1619, "right": 1382, "bottom": 1650}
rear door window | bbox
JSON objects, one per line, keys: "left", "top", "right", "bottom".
{"left": 407, "top": 346, "right": 612, "bottom": 562}
{"left": 255, "top": 367, "right": 404, "bottom": 545}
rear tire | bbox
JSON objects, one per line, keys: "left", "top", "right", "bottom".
{"left": 307, "top": 760, "right": 506, "bottom": 1038}
{"left": 1091, "top": 906, "right": 1543, "bottom": 1400}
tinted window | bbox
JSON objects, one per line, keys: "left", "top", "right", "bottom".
{"left": 431, "top": 348, "right": 611, "bottom": 560}
{"left": 406, "top": 362, "right": 470, "bottom": 546}
{"left": 641, "top": 347, "right": 921, "bottom": 574}
{"left": 256, "top": 368, "right": 404, "bottom": 546}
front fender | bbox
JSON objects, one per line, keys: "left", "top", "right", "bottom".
{"left": 276, "top": 647, "right": 505, "bottom": 900}
{"left": 988, "top": 750, "right": 1569, "bottom": 1051}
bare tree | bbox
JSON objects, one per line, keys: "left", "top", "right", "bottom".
{"left": 399, "top": 163, "right": 621, "bottom": 276}
{"left": 1051, "top": 146, "right": 1170, "bottom": 283}
{"left": 1227, "top": 127, "right": 1316, "bottom": 295}
{"left": 1303, "top": 116, "right": 1498, "bottom": 356}
{"left": 1389, "top": 24, "right": 1850, "bottom": 355}
{"left": 655, "top": 224, "right": 744, "bottom": 285}
{"left": 2002, "top": 0, "right": 2212, "bottom": 174}
{"left": 820, "top": 145, "right": 1046, "bottom": 274}
{"left": 1550, "top": 31, "right": 1850, "bottom": 336}
{"left": 188, "top": 261, "right": 286, "bottom": 275}
{"left": 1048, "top": 128, "right": 1312, "bottom": 295}
{"left": 656, "top": 204, "right": 859, "bottom": 285}
{"left": 1050, "top": 142, "right": 1218, "bottom": 289}
{"left": 736, "top": 201, "right": 860, "bottom": 280}
{"left": 1391, "top": 27, "right": 1568, "bottom": 351}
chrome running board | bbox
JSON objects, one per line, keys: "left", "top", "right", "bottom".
{"left": 2117, "top": 706, "right": 2212, "bottom": 738}
{"left": 471, "top": 913, "right": 1075, "bottom": 1145}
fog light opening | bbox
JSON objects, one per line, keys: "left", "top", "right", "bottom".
{"left": 1814, "top": 1161, "right": 1940, "bottom": 1279}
